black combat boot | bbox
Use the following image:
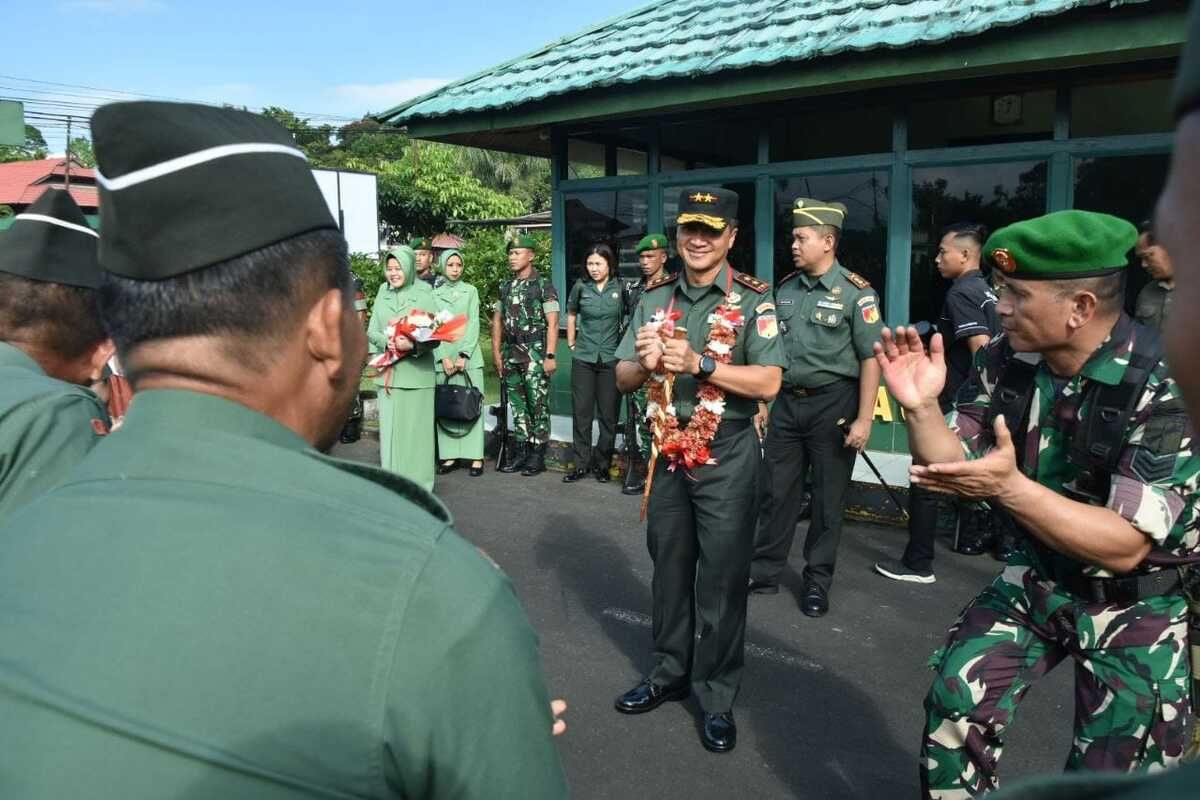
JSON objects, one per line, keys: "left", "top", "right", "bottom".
{"left": 521, "top": 443, "right": 547, "bottom": 476}
{"left": 498, "top": 442, "right": 526, "bottom": 473}
{"left": 621, "top": 459, "right": 645, "bottom": 495}
{"left": 338, "top": 417, "right": 361, "bottom": 444}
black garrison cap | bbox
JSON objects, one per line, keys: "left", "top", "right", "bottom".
{"left": 0, "top": 189, "right": 101, "bottom": 289}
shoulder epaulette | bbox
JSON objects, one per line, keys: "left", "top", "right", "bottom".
{"left": 733, "top": 271, "right": 769, "bottom": 294}
{"left": 645, "top": 272, "right": 675, "bottom": 291}
{"left": 776, "top": 271, "right": 801, "bottom": 287}
{"left": 844, "top": 270, "right": 871, "bottom": 290}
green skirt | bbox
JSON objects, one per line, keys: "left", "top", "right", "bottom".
{"left": 435, "top": 366, "right": 485, "bottom": 461}
{"left": 377, "top": 385, "right": 435, "bottom": 492}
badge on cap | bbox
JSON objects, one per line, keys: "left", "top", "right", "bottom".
{"left": 992, "top": 248, "right": 1016, "bottom": 274}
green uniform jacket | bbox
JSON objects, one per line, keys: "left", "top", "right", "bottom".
{"left": 0, "top": 341, "right": 107, "bottom": 518}
{"left": 773, "top": 262, "right": 882, "bottom": 388}
{"left": 1133, "top": 280, "right": 1173, "bottom": 332}
{"left": 615, "top": 263, "right": 786, "bottom": 419}
{"left": 432, "top": 278, "right": 483, "bottom": 370}
{"left": 0, "top": 390, "right": 567, "bottom": 799}
{"left": 567, "top": 278, "right": 625, "bottom": 364}
{"left": 495, "top": 271, "right": 559, "bottom": 366}
{"left": 369, "top": 282, "right": 439, "bottom": 389}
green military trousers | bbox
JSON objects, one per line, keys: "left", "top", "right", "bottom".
{"left": 503, "top": 350, "right": 551, "bottom": 445}
{"left": 751, "top": 379, "right": 859, "bottom": 591}
{"left": 646, "top": 420, "right": 760, "bottom": 713}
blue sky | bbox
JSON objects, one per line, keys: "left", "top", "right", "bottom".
{"left": 3, "top": 0, "right": 642, "bottom": 152}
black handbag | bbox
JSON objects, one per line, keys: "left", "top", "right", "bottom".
{"left": 435, "top": 370, "right": 483, "bottom": 436}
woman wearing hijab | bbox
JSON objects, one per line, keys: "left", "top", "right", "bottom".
{"left": 563, "top": 243, "right": 625, "bottom": 483}
{"left": 433, "top": 248, "right": 485, "bottom": 477}
{"left": 368, "top": 245, "right": 438, "bottom": 491}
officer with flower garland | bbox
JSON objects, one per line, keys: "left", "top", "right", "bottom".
{"left": 613, "top": 187, "right": 785, "bottom": 753}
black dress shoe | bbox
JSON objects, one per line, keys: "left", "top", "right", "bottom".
{"left": 621, "top": 476, "right": 645, "bottom": 495}
{"left": 562, "top": 468, "right": 586, "bottom": 483}
{"left": 801, "top": 583, "right": 828, "bottom": 617}
{"left": 701, "top": 711, "right": 737, "bottom": 753}
{"left": 748, "top": 578, "right": 779, "bottom": 595}
{"left": 437, "top": 460, "right": 459, "bottom": 475}
{"left": 613, "top": 679, "right": 689, "bottom": 714}
{"left": 593, "top": 466, "right": 611, "bottom": 483}
{"left": 468, "top": 465, "right": 484, "bottom": 477}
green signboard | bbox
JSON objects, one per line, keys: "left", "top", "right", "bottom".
{"left": 0, "top": 100, "right": 24, "bottom": 147}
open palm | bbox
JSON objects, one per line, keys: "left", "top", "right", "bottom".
{"left": 874, "top": 327, "right": 947, "bottom": 411}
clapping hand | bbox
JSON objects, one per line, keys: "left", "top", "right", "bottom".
{"left": 873, "top": 327, "right": 946, "bottom": 413}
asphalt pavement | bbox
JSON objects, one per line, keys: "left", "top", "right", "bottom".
{"left": 333, "top": 438, "right": 1076, "bottom": 799}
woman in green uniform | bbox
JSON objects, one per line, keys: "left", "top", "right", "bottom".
{"left": 368, "top": 245, "right": 438, "bottom": 491}
{"left": 564, "top": 243, "right": 625, "bottom": 483}
{"left": 433, "top": 248, "right": 485, "bottom": 477}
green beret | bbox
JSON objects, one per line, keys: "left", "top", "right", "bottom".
{"left": 984, "top": 210, "right": 1137, "bottom": 280}
{"left": 1173, "top": 0, "right": 1200, "bottom": 118}
{"left": 0, "top": 189, "right": 101, "bottom": 289}
{"left": 91, "top": 101, "right": 337, "bottom": 280}
{"left": 791, "top": 197, "right": 847, "bottom": 229}
{"left": 507, "top": 234, "right": 538, "bottom": 252}
{"left": 409, "top": 237, "right": 433, "bottom": 251}
{"left": 636, "top": 233, "right": 669, "bottom": 253}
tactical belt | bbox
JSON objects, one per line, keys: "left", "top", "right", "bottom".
{"left": 1057, "top": 568, "right": 1183, "bottom": 605}
{"left": 504, "top": 330, "right": 547, "bottom": 345}
{"left": 783, "top": 378, "right": 854, "bottom": 398}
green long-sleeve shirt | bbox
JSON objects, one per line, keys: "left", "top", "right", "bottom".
{"left": 432, "top": 278, "right": 483, "bottom": 371}
{"left": 0, "top": 389, "right": 568, "bottom": 799}
{"left": 0, "top": 341, "right": 107, "bottom": 518}
{"left": 369, "top": 282, "right": 439, "bottom": 389}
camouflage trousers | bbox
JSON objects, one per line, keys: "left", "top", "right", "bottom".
{"left": 921, "top": 563, "right": 1192, "bottom": 798}
{"left": 631, "top": 385, "right": 651, "bottom": 461}
{"left": 503, "top": 358, "right": 551, "bottom": 444}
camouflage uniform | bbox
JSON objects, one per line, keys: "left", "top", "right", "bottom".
{"left": 497, "top": 271, "right": 559, "bottom": 444}
{"left": 922, "top": 316, "right": 1200, "bottom": 797}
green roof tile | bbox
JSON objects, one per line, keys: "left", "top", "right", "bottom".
{"left": 380, "top": 0, "right": 1149, "bottom": 125}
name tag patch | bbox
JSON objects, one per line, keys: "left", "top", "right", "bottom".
{"left": 816, "top": 300, "right": 844, "bottom": 311}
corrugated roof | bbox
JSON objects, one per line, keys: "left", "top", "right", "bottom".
{"left": 0, "top": 158, "right": 98, "bottom": 209}
{"left": 381, "top": 0, "right": 1147, "bottom": 125}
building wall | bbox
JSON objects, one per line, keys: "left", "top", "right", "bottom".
{"left": 547, "top": 68, "right": 1175, "bottom": 457}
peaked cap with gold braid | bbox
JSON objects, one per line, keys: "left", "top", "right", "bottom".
{"left": 675, "top": 186, "right": 738, "bottom": 231}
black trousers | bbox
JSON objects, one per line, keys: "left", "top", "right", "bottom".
{"left": 647, "top": 420, "right": 759, "bottom": 713}
{"left": 751, "top": 380, "right": 859, "bottom": 592}
{"left": 570, "top": 358, "right": 619, "bottom": 469}
{"left": 901, "top": 485, "right": 947, "bottom": 573}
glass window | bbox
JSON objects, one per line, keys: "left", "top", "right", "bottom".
{"left": 616, "top": 147, "right": 647, "bottom": 176}
{"left": 1070, "top": 78, "right": 1173, "bottom": 138}
{"left": 563, "top": 190, "right": 648, "bottom": 287}
{"left": 567, "top": 138, "right": 605, "bottom": 180}
{"left": 660, "top": 118, "right": 757, "bottom": 170}
{"left": 909, "top": 90, "right": 1055, "bottom": 149}
{"left": 774, "top": 172, "right": 891, "bottom": 304}
{"left": 909, "top": 162, "right": 1047, "bottom": 323}
{"left": 1073, "top": 153, "right": 1170, "bottom": 311}
{"left": 769, "top": 105, "right": 891, "bottom": 162}
{"left": 661, "top": 182, "right": 757, "bottom": 277}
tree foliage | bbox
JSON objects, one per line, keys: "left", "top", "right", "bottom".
{"left": 0, "top": 124, "right": 47, "bottom": 163}
{"left": 67, "top": 136, "right": 96, "bottom": 168}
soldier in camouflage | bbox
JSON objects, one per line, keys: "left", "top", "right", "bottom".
{"left": 620, "top": 233, "right": 670, "bottom": 494}
{"left": 491, "top": 234, "right": 559, "bottom": 476}
{"left": 876, "top": 210, "right": 1200, "bottom": 797}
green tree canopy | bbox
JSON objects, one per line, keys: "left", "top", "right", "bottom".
{"left": 0, "top": 124, "right": 47, "bottom": 163}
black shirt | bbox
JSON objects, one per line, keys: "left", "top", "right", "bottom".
{"left": 938, "top": 270, "right": 1000, "bottom": 407}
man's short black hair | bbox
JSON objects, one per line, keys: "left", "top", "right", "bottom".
{"left": 1052, "top": 271, "right": 1126, "bottom": 315}
{"left": 941, "top": 222, "right": 989, "bottom": 249}
{"left": 99, "top": 229, "right": 351, "bottom": 373}
{"left": 0, "top": 273, "right": 106, "bottom": 359}
{"left": 1138, "top": 219, "right": 1156, "bottom": 243}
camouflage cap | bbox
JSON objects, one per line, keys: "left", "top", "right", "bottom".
{"left": 1173, "top": 0, "right": 1200, "bottom": 118}
{"left": 791, "top": 197, "right": 848, "bottom": 230}
{"left": 676, "top": 187, "right": 738, "bottom": 231}
{"left": 984, "top": 210, "right": 1137, "bottom": 280}
{"left": 409, "top": 237, "right": 433, "bottom": 251}
{"left": 636, "top": 233, "right": 669, "bottom": 253}
{"left": 507, "top": 233, "right": 538, "bottom": 252}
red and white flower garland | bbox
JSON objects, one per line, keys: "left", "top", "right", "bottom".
{"left": 645, "top": 298, "right": 744, "bottom": 471}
